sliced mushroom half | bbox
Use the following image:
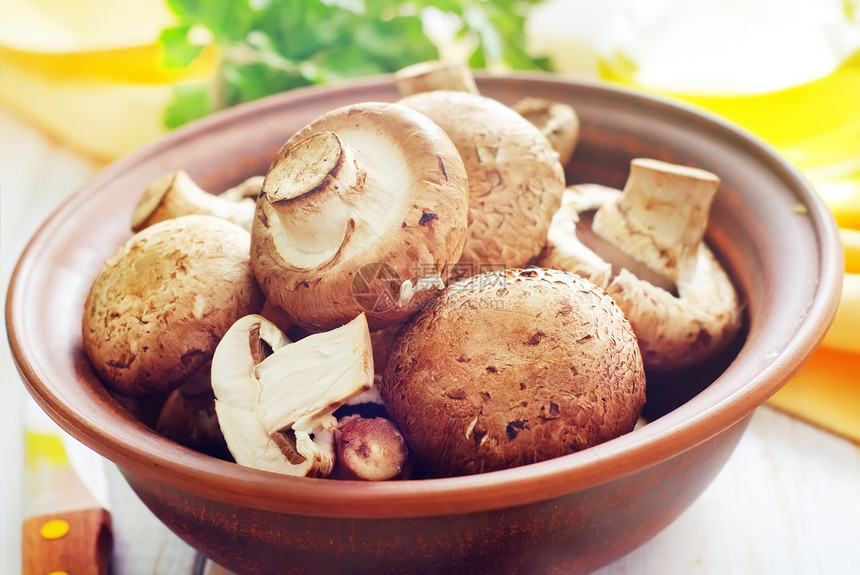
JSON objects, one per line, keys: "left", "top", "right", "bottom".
{"left": 211, "top": 312, "right": 374, "bottom": 477}
{"left": 251, "top": 101, "right": 469, "bottom": 332}
{"left": 539, "top": 159, "right": 743, "bottom": 370}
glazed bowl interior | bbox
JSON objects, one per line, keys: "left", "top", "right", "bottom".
{"left": 7, "top": 73, "right": 841, "bottom": 545}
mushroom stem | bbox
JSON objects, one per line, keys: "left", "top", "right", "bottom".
{"left": 260, "top": 132, "right": 364, "bottom": 270}
{"left": 394, "top": 60, "right": 479, "bottom": 96}
{"left": 131, "top": 170, "right": 255, "bottom": 233}
{"left": 576, "top": 209, "right": 677, "bottom": 294}
{"left": 592, "top": 158, "right": 721, "bottom": 282}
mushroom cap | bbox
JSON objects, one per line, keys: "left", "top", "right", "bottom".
{"left": 251, "top": 101, "right": 469, "bottom": 332}
{"left": 397, "top": 90, "right": 565, "bottom": 277}
{"left": 380, "top": 268, "right": 646, "bottom": 477}
{"left": 82, "top": 215, "right": 264, "bottom": 397}
{"left": 539, "top": 184, "right": 742, "bottom": 370}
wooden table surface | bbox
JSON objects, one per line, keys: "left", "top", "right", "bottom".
{"left": 2, "top": 105, "right": 859, "bottom": 575}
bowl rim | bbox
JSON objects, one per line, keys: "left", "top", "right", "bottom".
{"left": 6, "top": 71, "right": 844, "bottom": 519}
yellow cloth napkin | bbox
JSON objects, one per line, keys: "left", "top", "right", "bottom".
{"left": 0, "top": 0, "right": 215, "bottom": 161}
{"left": 768, "top": 233, "right": 860, "bottom": 443}
{"left": 769, "top": 346, "right": 860, "bottom": 442}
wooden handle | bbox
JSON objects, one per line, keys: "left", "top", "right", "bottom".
{"left": 23, "top": 508, "right": 112, "bottom": 575}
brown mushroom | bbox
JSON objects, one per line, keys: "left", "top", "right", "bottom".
{"left": 380, "top": 268, "right": 646, "bottom": 477}
{"left": 370, "top": 323, "right": 403, "bottom": 378}
{"left": 259, "top": 298, "right": 293, "bottom": 334}
{"left": 131, "top": 170, "right": 258, "bottom": 232}
{"left": 538, "top": 159, "right": 743, "bottom": 370}
{"left": 333, "top": 415, "right": 410, "bottom": 481}
{"left": 250, "top": 101, "right": 469, "bottom": 332}
{"left": 398, "top": 90, "right": 566, "bottom": 278}
{"left": 82, "top": 215, "right": 264, "bottom": 396}
{"left": 394, "top": 61, "right": 580, "bottom": 168}
{"left": 155, "top": 385, "right": 229, "bottom": 458}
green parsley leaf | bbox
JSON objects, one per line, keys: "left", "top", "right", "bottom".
{"left": 161, "top": 0, "right": 550, "bottom": 128}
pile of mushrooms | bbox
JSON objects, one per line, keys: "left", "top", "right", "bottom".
{"left": 81, "top": 60, "right": 742, "bottom": 481}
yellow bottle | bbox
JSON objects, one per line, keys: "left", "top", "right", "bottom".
{"left": 600, "top": 47, "right": 860, "bottom": 229}
{"left": 573, "top": 0, "right": 860, "bottom": 231}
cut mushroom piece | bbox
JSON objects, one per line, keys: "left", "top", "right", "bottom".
{"left": 394, "top": 59, "right": 479, "bottom": 96}
{"left": 131, "top": 170, "right": 257, "bottom": 232}
{"left": 82, "top": 215, "right": 264, "bottom": 397}
{"left": 211, "top": 313, "right": 374, "bottom": 477}
{"left": 510, "top": 96, "right": 580, "bottom": 167}
{"left": 539, "top": 159, "right": 743, "bottom": 370}
{"left": 380, "top": 268, "right": 646, "bottom": 477}
{"left": 251, "top": 101, "right": 469, "bottom": 332}
{"left": 398, "top": 90, "right": 565, "bottom": 277}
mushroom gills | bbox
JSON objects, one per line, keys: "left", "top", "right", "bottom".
{"left": 212, "top": 312, "right": 374, "bottom": 477}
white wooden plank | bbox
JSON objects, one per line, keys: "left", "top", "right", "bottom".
{"left": 0, "top": 106, "right": 102, "bottom": 575}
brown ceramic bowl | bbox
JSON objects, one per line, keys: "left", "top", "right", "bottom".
{"left": 7, "top": 73, "right": 842, "bottom": 574}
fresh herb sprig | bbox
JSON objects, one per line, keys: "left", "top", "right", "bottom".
{"left": 160, "top": 0, "right": 549, "bottom": 128}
